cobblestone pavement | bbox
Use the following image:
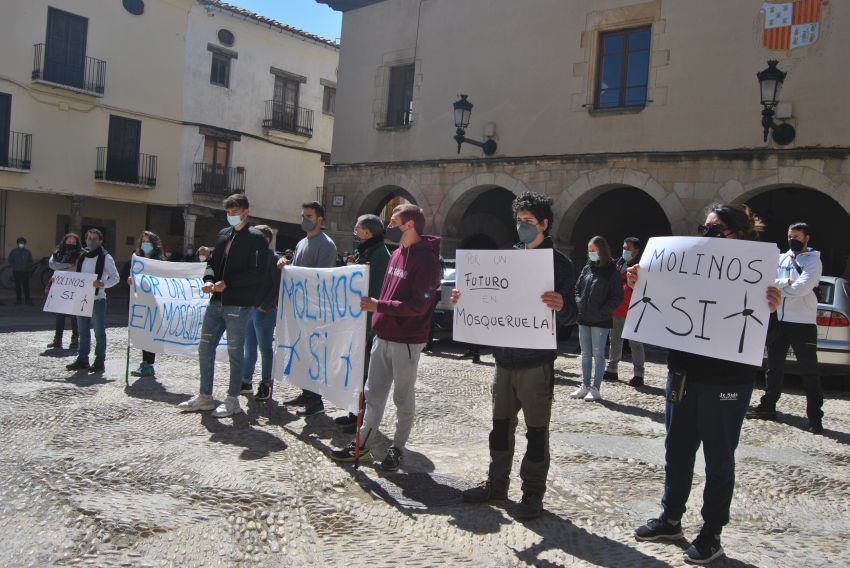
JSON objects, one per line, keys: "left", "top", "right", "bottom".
{"left": 1, "top": 305, "right": 848, "bottom": 567}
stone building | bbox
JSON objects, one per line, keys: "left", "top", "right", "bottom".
{"left": 0, "top": 0, "right": 338, "bottom": 264}
{"left": 318, "top": 0, "right": 850, "bottom": 276}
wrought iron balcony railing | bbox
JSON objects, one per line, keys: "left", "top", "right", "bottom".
{"left": 94, "top": 147, "right": 157, "bottom": 187}
{"left": 192, "top": 163, "right": 246, "bottom": 196}
{"left": 263, "top": 101, "right": 313, "bottom": 137}
{"left": 1, "top": 131, "right": 32, "bottom": 170}
{"left": 32, "top": 43, "right": 106, "bottom": 95}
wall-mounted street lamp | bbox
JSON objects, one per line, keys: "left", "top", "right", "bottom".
{"left": 757, "top": 60, "right": 795, "bottom": 145}
{"left": 452, "top": 94, "right": 497, "bottom": 156}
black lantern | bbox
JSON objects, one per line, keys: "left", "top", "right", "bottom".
{"left": 756, "top": 60, "right": 795, "bottom": 145}
{"left": 452, "top": 94, "right": 497, "bottom": 156}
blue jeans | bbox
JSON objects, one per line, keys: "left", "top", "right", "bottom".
{"left": 579, "top": 324, "right": 609, "bottom": 389}
{"left": 76, "top": 299, "right": 107, "bottom": 363}
{"left": 198, "top": 301, "right": 252, "bottom": 398}
{"left": 242, "top": 307, "right": 277, "bottom": 386}
{"left": 662, "top": 375, "right": 752, "bottom": 533}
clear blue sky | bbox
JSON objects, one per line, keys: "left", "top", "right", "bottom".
{"left": 226, "top": 0, "right": 342, "bottom": 42}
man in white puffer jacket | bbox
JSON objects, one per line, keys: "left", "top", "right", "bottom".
{"left": 747, "top": 222, "right": 824, "bottom": 433}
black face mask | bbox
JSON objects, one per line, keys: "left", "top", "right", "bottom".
{"left": 704, "top": 225, "right": 727, "bottom": 238}
{"left": 788, "top": 239, "right": 805, "bottom": 253}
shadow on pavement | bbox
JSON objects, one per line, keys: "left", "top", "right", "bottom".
{"left": 200, "top": 411, "right": 287, "bottom": 460}
{"left": 123, "top": 375, "right": 191, "bottom": 406}
{"left": 43, "top": 371, "right": 114, "bottom": 387}
{"left": 598, "top": 399, "right": 665, "bottom": 424}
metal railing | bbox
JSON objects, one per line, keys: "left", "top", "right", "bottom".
{"left": 32, "top": 43, "right": 106, "bottom": 95}
{"left": 192, "top": 163, "right": 246, "bottom": 196}
{"left": 94, "top": 147, "right": 157, "bottom": 186}
{"left": 2, "top": 132, "right": 32, "bottom": 170}
{"left": 263, "top": 101, "right": 313, "bottom": 137}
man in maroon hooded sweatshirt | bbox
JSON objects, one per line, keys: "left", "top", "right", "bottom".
{"left": 330, "top": 204, "right": 440, "bottom": 472}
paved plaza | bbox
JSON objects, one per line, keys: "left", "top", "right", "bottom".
{"left": 0, "top": 300, "right": 848, "bottom": 567}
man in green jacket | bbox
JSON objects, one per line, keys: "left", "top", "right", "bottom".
{"left": 334, "top": 214, "right": 391, "bottom": 432}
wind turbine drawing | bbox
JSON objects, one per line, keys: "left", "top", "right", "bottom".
{"left": 723, "top": 291, "right": 763, "bottom": 353}
{"left": 629, "top": 281, "right": 661, "bottom": 333}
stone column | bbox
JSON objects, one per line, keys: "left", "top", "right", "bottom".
{"left": 70, "top": 196, "right": 83, "bottom": 237}
{"left": 182, "top": 209, "right": 197, "bottom": 254}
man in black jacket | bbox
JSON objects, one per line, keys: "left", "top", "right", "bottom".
{"left": 455, "top": 192, "right": 576, "bottom": 520}
{"left": 178, "top": 194, "right": 269, "bottom": 418}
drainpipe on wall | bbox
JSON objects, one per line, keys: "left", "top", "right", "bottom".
{"left": 0, "top": 189, "right": 7, "bottom": 260}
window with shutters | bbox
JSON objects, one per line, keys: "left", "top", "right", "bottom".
{"left": 384, "top": 63, "right": 415, "bottom": 127}
{"left": 322, "top": 86, "right": 336, "bottom": 116}
{"left": 210, "top": 53, "right": 230, "bottom": 87}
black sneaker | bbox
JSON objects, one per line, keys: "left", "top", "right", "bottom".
{"left": 515, "top": 492, "right": 543, "bottom": 520}
{"left": 381, "top": 446, "right": 403, "bottom": 472}
{"left": 240, "top": 382, "right": 253, "bottom": 395}
{"left": 745, "top": 406, "right": 778, "bottom": 421}
{"left": 296, "top": 400, "right": 325, "bottom": 417}
{"left": 89, "top": 360, "right": 105, "bottom": 373}
{"left": 634, "top": 517, "right": 684, "bottom": 542}
{"left": 683, "top": 531, "right": 723, "bottom": 565}
{"left": 462, "top": 480, "right": 508, "bottom": 503}
{"left": 65, "top": 359, "right": 90, "bottom": 371}
{"left": 283, "top": 393, "right": 311, "bottom": 407}
{"left": 603, "top": 371, "right": 619, "bottom": 382}
{"left": 255, "top": 383, "right": 271, "bottom": 401}
{"left": 334, "top": 413, "right": 357, "bottom": 426}
{"left": 342, "top": 422, "right": 357, "bottom": 434}
{"left": 330, "top": 442, "right": 371, "bottom": 462}
{"left": 807, "top": 422, "right": 824, "bottom": 435}
{"left": 629, "top": 376, "right": 644, "bottom": 387}
{"left": 69, "top": 336, "right": 79, "bottom": 350}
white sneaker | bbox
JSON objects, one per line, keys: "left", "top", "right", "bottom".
{"left": 177, "top": 394, "right": 216, "bottom": 412}
{"left": 570, "top": 385, "right": 590, "bottom": 398}
{"left": 212, "top": 396, "right": 244, "bottom": 418}
{"left": 584, "top": 387, "right": 602, "bottom": 402}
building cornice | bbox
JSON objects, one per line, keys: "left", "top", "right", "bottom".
{"left": 316, "top": 0, "right": 386, "bottom": 12}
{"left": 326, "top": 146, "right": 850, "bottom": 170}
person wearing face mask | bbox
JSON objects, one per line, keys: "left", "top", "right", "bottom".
{"left": 127, "top": 231, "right": 165, "bottom": 377}
{"left": 65, "top": 229, "right": 120, "bottom": 373}
{"left": 631, "top": 204, "right": 782, "bottom": 565}
{"left": 330, "top": 204, "right": 440, "bottom": 474}
{"left": 196, "top": 246, "right": 210, "bottom": 264}
{"left": 277, "top": 201, "right": 338, "bottom": 417}
{"left": 571, "top": 236, "right": 623, "bottom": 402}
{"left": 747, "top": 222, "right": 824, "bottom": 433}
{"left": 604, "top": 237, "right": 646, "bottom": 387}
{"left": 449, "top": 192, "right": 575, "bottom": 520}
{"left": 47, "top": 233, "right": 82, "bottom": 349}
{"left": 8, "top": 237, "right": 34, "bottom": 306}
{"left": 177, "top": 194, "right": 269, "bottom": 418}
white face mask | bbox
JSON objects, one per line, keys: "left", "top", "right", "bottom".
{"left": 198, "top": 256, "right": 208, "bottom": 263}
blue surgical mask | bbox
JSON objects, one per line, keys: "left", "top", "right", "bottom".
{"left": 227, "top": 214, "right": 242, "bottom": 227}
{"left": 588, "top": 251, "right": 600, "bottom": 262}
{"left": 622, "top": 249, "right": 633, "bottom": 262}
{"left": 300, "top": 218, "right": 316, "bottom": 233}
{"left": 140, "top": 242, "right": 154, "bottom": 255}
{"left": 516, "top": 222, "right": 538, "bottom": 244}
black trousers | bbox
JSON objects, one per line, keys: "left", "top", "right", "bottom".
{"left": 55, "top": 313, "right": 78, "bottom": 338}
{"left": 142, "top": 350, "right": 156, "bottom": 365}
{"left": 13, "top": 271, "right": 30, "bottom": 302}
{"left": 760, "top": 321, "right": 822, "bottom": 423}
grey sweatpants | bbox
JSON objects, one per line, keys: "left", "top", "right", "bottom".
{"left": 360, "top": 337, "right": 425, "bottom": 450}
{"left": 605, "top": 315, "right": 645, "bottom": 377}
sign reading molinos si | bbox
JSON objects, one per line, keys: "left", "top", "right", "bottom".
{"left": 273, "top": 265, "right": 368, "bottom": 414}
{"left": 43, "top": 271, "right": 97, "bottom": 317}
{"left": 127, "top": 255, "right": 212, "bottom": 359}
{"left": 453, "top": 249, "right": 556, "bottom": 350}
{"left": 622, "top": 236, "right": 780, "bottom": 367}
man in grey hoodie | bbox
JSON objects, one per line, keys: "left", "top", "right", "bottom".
{"left": 747, "top": 222, "right": 824, "bottom": 434}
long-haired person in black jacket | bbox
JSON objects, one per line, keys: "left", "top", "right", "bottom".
{"left": 632, "top": 204, "right": 781, "bottom": 565}
{"left": 571, "top": 236, "right": 622, "bottom": 402}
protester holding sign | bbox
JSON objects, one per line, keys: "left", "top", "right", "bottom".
{"left": 604, "top": 237, "right": 646, "bottom": 387}
{"left": 47, "top": 233, "right": 82, "bottom": 350}
{"left": 330, "top": 204, "right": 440, "bottom": 472}
{"left": 66, "top": 229, "right": 119, "bottom": 373}
{"left": 632, "top": 204, "right": 781, "bottom": 566}
{"left": 571, "top": 236, "right": 623, "bottom": 402}
{"left": 127, "top": 231, "right": 165, "bottom": 378}
{"left": 748, "top": 222, "right": 824, "bottom": 434}
{"left": 278, "top": 201, "right": 338, "bottom": 417}
{"left": 456, "top": 192, "right": 576, "bottom": 521}
{"left": 241, "top": 225, "right": 280, "bottom": 401}
{"left": 334, "top": 214, "right": 390, "bottom": 432}
{"left": 177, "top": 194, "right": 269, "bottom": 418}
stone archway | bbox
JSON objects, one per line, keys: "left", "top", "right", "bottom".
{"left": 435, "top": 172, "right": 529, "bottom": 236}
{"left": 439, "top": 185, "right": 518, "bottom": 258}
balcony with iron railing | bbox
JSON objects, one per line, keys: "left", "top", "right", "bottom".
{"left": 192, "top": 163, "right": 246, "bottom": 197}
{"left": 94, "top": 147, "right": 157, "bottom": 187}
{"left": 32, "top": 43, "right": 106, "bottom": 96}
{"left": 1, "top": 132, "right": 32, "bottom": 171}
{"left": 263, "top": 101, "right": 313, "bottom": 137}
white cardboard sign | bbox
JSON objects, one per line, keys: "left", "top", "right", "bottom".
{"left": 453, "top": 249, "right": 556, "bottom": 350}
{"left": 43, "top": 271, "right": 97, "bottom": 317}
{"left": 272, "top": 265, "right": 369, "bottom": 414}
{"left": 622, "top": 236, "right": 780, "bottom": 366}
